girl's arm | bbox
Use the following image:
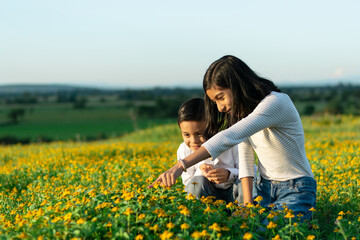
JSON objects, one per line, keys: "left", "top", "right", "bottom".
{"left": 241, "top": 176, "right": 254, "bottom": 204}
{"left": 148, "top": 146, "right": 211, "bottom": 188}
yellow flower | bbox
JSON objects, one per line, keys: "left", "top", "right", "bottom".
{"left": 307, "top": 235, "right": 316, "bottom": 240}
{"left": 204, "top": 206, "right": 214, "bottom": 214}
{"left": 150, "top": 224, "right": 160, "bottom": 232}
{"left": 123, "top": 207, "right": 134, "bottom": 216}
{"left": 111, "top": 206, "right": 119, "bottom": 212}
{"left": 180, "top": 207, "right": 190, "bottom": 216}
{"left": 254, "top": 195, "right": 263, "bottom": 202}
{"left": 272, "top": 235, "right": 281, "bottom": 240}
{"left": 258, "top": 208, "right": 266, "bottom": 214}
{"left": 76, "top": 218, "right": 85, "bottom": 225}
{"left": 209, "top": 223, "right": 221, "bottom": 232}
{"left": 284, "top": 212, "right": 295, "bottom": 218}
{"left": 221, "top": 226, "right": 230, "bottom": 231}
{"left": 191, "top": 231, "right": 202, "bottom": 239}
{"left": 226, "top": 202, "right": 236, "bottom": 209}
{"left": 17, "top": 233, "right": 28, "bottom": 239}
{"left": 138, "top": 213, "right": 146, "bottom": 220}
{"left": 243, "top": 232, "right": 253, "bottom": 240}
{"left": 64, "top": 212, "right": 72, "bottom": 221}
{"left": 105, "top": 222, "right": 112, "bottom": 227}
{"left": 166, "top": 222, "right": 175, "bottom": 229}
{"left": 180, "top": 223, "right": 190, "bottom": 230}
{"left": 200, "top": 230, "right": 209, "bottom": 237}
{"left": 135, "top": 234, "right": 144, "bottom": 240}
{"left": 186, "top": 193, "right": 196, "bottom": 200}
{"left": 309, "top": 207, "right": 316, "bottom": 212}
{"left": 267, "top": 221, "right": 277, "bottom": 229}
{"left": 338, "top": 211, "right": 345, "bottom": 216}
{"left": 159, "top": 230, "right": 173, "bottom": 240}
{"left": 240, "top": 222, "right": 248, "bottom": 229}
{"left": 91, "top": 217, "right": 97, "bottom": 222}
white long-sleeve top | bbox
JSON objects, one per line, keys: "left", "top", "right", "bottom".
{"left": 177, "top": 142, "right": 240, "bottom": 189}
{"left": 202, "top": 91, "right": 314, "bottom": 181}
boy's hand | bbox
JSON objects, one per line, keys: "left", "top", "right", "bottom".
{"left": 147, "top": 162, "right": 183, "bottom": 188}
{"left": 199, "top": 163, "right": 213, "bottom": 177}
{"left": 206, "top": 168, "right": 230, "bottom": 184}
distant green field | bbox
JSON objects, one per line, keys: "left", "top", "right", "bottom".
{"left": 0, "top": 101, "right": 175, "bottom": 142}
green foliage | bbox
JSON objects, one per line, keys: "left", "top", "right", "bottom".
{"left": 7, "top": 108, "right": 25, "bottom": 124}
{"left": 137, "top": 97, "right": 185, "bottom": 118}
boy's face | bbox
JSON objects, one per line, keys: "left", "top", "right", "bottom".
{"left": 179, "top": 121, "right": 206, "bottom": 152}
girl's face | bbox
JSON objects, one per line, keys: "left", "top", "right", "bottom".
{"left": 206, "top": 86, "right": 233, "bottom": 113}
{"left": 179, "top": 121, "right": 206, "bottom": 151}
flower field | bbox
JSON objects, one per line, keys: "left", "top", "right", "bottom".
{"left": 0, "top": 115, "right": 359, "bottom": 239}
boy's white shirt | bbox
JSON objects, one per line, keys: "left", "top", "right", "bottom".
{"left": 177, "top": 142, "right": 249, "bottom": 189}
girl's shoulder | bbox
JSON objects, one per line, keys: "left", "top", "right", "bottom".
{"left": 253, "top": 91, "right": 293, "bottom": 115}
{"left": 260, "top": 91, "right": 292, "bottom": 107}
{"left": 267, "top": 91, "right": 290, "bottom": 101}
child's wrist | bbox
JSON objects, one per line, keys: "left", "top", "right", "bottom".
{"left": 178, "top": 159, "right": 187, "bottom": 172}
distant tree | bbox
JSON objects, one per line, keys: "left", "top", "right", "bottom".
{"left": 325, "top": 98, "right": 344, "bottom": 115}
{"left": 303, "top": 104, "right": 315, "bottom": 116}
{"left": 73, "top": 97, "right": 87, "bottom": 109}
{"left": 8, "top": 108, "right": 25, "bottom": 124}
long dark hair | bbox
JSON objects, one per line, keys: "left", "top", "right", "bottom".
{"left": 203, "top": 55, "right": 280, "bottom": 136}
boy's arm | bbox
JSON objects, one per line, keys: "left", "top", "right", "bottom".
{"left": 148, "top": 146, "right": 211, "bottom": 188}
{"left": 177, "top": 143, "right": 196, "bottom": 185}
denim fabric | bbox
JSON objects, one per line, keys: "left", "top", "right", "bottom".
{"left": 185, "top": 176, "right": 243, "bottom": 203}
{"left": 254, "top": 175, "right": 317, "bottom": 221}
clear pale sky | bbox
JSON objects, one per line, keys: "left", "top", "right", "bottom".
{"left": 1, "top": 0, "right": 359, "bottom": 89}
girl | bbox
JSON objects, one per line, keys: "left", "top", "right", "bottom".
{"left": 149, "top": 55, "right": 316, "bottom": 220}
{"left": 177, "top": 98, "right": 245, "bottom": 203}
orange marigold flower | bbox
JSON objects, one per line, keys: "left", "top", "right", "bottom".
{"left": 180, "top": 223, "right": 190, "bottom": 230}
{"left": 159, "top": 230, "right": 173, "bottom": 240}
{"left": 243, "top": 232, "right": 253, "bottom": 240}
{"left": 135, "top": 234, "right": 144, "bottom": 240}
{"left": 123, "top": 208, "right": 134, "bottom": 216}
{"left": 166, "top": 222, "right": 175, "bottom": 229}
{"left": 284, "top": 212, "right": 295, "bottom": 218}
{"left": 191, "top": 231, "right": 202, "bottom": 239}
{"left": 209, "top": 223, "right": 221, "bottom": 232}
{"left": 309, "top": 207, "right": 316, "bottom": 212}
{"left": 254, "top": 195, "right": 263, "bottom": 202}
{"left": 267, "top": 221, "right": 277, "bottom": 229}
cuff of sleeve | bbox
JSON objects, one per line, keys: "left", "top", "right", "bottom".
{"left": 227, "top": 168, "right": 238, "bottom": 181}
{"left": 239, "top": 168, "right": 255, "bottom": 179}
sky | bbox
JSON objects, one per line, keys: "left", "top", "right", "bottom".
{"left": 0, "top": 0, "right": 359, "bottom": 89}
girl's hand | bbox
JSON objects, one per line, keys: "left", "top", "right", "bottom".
{"left": 199, "top": 163, "right": 213, "bottom": 177}
{"left": 206, "top": 168, "right": 230, "bottom": 184}
{"left": 147, "top": 162, "right": 183, "bottom": 188}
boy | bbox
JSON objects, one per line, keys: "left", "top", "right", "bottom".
{"left": 177, "top": 98, "right": 248, "bottom": 203}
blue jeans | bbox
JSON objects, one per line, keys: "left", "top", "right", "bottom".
{"left": 254, "top": 175, "right": 317, "bottom": 221}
